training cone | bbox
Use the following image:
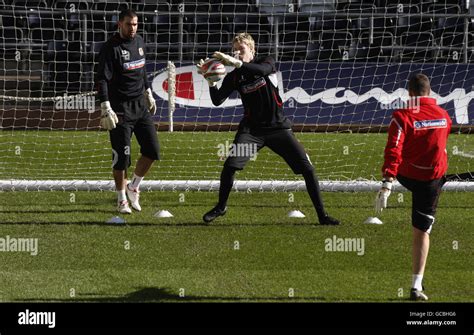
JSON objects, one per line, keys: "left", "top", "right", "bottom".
{"left": 107, "top": 216, "right": 126, "bottom": 224}
{"left": 154, "top": 210, "right": 174, "bottom": 218}
{"left": 364, "top": 217, "right": 383, "bottom": 225}
{"left": 288, "top": 210, "right": 306, "bottom": 218}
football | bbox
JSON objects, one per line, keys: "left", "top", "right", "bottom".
{"left": 202, "top": 58, "right": 226, "bottom": 83}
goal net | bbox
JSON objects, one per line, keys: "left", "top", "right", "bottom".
{"left": 0, "top": 0, "right": 473, "bottom": 192}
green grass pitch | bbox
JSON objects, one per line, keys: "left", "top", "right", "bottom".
{"left": 0, "top": 131, "right": 472, "bottom": 302}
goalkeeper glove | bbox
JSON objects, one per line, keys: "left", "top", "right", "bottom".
{"left": 212, "top": 51, "right": 243, "bottom": 68}
{"left": 144, "top": 88, "right": 156, "bottom": 115}
{"left": 375, "top": 179, "right": 393, "bottom": 214}
{"left": 100, "top": 101, "right": 118, "bottom": 130}
{"left": 196, "top": 58, "right": 207, "bottom": 75}
{"left": 196, "top": 58, "right": 217, "bottom": 87}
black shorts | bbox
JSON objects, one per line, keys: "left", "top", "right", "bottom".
{"left": 397, "top": 174, "right": 446, "bottom": 234}
{"left": 109, "top": 96, "right": 160, "bottom": 170}
{"left": 224, "top": 128, "right": 314, "bottom": 174}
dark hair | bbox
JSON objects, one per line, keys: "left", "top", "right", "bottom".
{"left": 119, "top": 9, "right": 137, "bottom": 21}
{"left": 408, "top": 73, "right": 431, "bottom": 96}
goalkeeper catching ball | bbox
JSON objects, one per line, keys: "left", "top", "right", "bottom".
{"left": 96, "top": 9, "right": 160, "bottom": 214}
{"left": 197, "top": 33, "right": 340, "bottom": 226}
{"left": 376, "top": 73, "right": 452, "bottom": 301}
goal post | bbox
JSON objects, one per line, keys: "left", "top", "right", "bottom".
{"left": 0, "top": 3, "right": 473, "bottom": 192}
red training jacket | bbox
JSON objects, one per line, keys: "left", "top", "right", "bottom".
{"left": 382, "top": 97, "right": 452, "bottom": 181}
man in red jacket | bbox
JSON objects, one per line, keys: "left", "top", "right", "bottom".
{"left": 376, "top": 73, "right": 452, "bottom": 301}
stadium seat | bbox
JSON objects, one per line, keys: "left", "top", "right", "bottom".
{"left": 256, "top": 0, "right": 293, "bottom": 14}
{"left": 298, "top": 0, "right": 350, "bottom": 32}
{"left": 54, "top": 0, "right": 89, "bottom": 10}
{"left": 92, "top": 2, "right": 129, "bottom": 31}
{"left": 219, "top": 2, "right": 256, "bottom": 14}
{"left": 239, "top": 29, "right": 271, "bottom": 47}
{"left": 218, "top": 3, "right": 256, "bottom": 33}
{"left": 383, "top": 4, "right": 432, "bottom": 36}
{"left": 146, "top": 29, "right": 189, "bottom": 61}
{"left": 297, "top": 0, "right": 336, "bottom": 13}
{"left": 313, "top": 30, "right": 354, "bottom": 61}
{"left": 0, "top": 27, "right": 23, "bottom": 60}
{"left": 356, "top": 30, "right": 394, "bottom": 62}
{"left": 142, "top": 3, "right": 175, "bottom": 34}
{"left": 381, "top": 0, "right": 435, "bottom": 12}
{"left": 280, "top": 28, "right": 310, "bottom": 45}
{"left": 12, "top": 0, "right": 49, "bottom": 30}
{"left": 46, "top": 39, "right": 82, "bottom": 63}
{"left": 195, "top": 30, "right": 231, "bottom": 46}
{"left": 12, "top": 0, "right": 48, "bottom": 7}
{"left": 194, "top": 30, "right": 231, "bottom": 59}
{"left": 133, "top": 0, "right": 169, "bottom": 11}
{"left": 399, "top": 31, "right": 435, "bottom": 62}
{"left": 440, "top": 31, "right": 474, "bottom": 62}
{"left": 427, "top": 4, "right": 464, "bottom": 37}
{"left": 0, "top": 12, "right": 16, "bottom": 27}
{"left": 30, "top": 28, "right": 65, "bottom": 44}
{"left": 173, "top": 0, "right": 213, "bottom": 34}
{"left": 258, "top": 0, "right": 294, "bottom": 28}
{"left": 80, "top": 30, "right": 107, "bottom": 62}
{"left": 92, "top": 2, "right": 128, "bottom": 11}
{"left": 229, "top": 14, "right": 271, "bottom": 38}
{"left": 343, "top": 3, "right": 376, "bottom": 28}
{"left": 185, "top": 14, "right": 225, "bottom": 34}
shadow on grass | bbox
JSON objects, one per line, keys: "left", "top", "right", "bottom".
{"left": 15, "top": 287, "right": 328, "bottom": 302}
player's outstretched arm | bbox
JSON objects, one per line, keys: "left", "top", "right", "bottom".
{"left": 213, "top": 52, "right": 274, "bottom": 77}
{"left": 212, "top": 51, "right": 242, "bottom": 68}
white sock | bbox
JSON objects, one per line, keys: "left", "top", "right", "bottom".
{"left": 129, "top": 174, "right": 144, "bottom": 190}
{"left": 117, "top": 190, "right": 127, "bottom": 203}
{"left": 412, "top": 274, "right": 423, "bottom": 291}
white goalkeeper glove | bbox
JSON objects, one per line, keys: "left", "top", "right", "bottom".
{"left": 375, "top": 179, "right": 393, "bottom": 214}
{"left": 100, "top": 101, "right": 118, "bottom": 130}
{"left": 144, "top": 88, "right": 156, "bottom": 115}
{"left": 212, "top": 51, "right": 243, "bottom": 68}
{"left": 196, "top": 58, "right": 217, "bottom": 87}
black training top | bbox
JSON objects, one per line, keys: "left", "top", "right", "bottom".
{"left": 209, "top": 56, "right": 291, "bottom": 130}
{"left": 96, "top": 33, "right": 149, "bottom": 103}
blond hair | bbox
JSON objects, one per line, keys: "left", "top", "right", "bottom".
{"left": 233, "top": 32, "right": 255, "bottom": 55}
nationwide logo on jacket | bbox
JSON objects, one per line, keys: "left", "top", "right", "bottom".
{"left": 414, "top": 119, "right": 448, "bottom": 130}
{"left": 123, "top": 58, "right": 145, "bottom": 71}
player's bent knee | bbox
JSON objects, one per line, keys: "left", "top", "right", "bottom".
{"left": 112, "top": 158, "right": 131, "bottom": 171}
{"left": 412, "top": 210, "right": 436, "bottom": 234}
{"left": 112, "top": 149, "right": 131, "bottom": 170}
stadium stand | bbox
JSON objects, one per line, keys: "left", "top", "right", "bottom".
{"left": 0, "top": 0, "right": 472, "bottom": 91}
